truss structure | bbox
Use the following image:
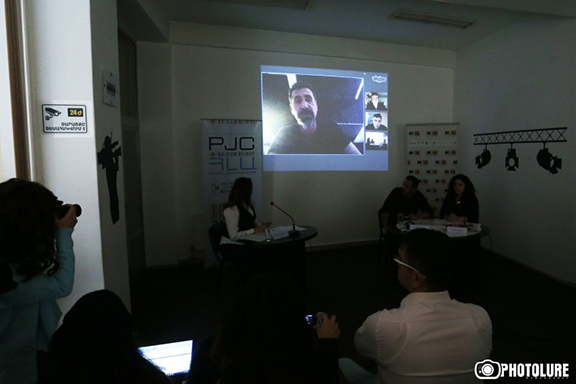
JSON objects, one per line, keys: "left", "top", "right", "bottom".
{"left": 473, "top": 127, "right": 567, "bottom": 146}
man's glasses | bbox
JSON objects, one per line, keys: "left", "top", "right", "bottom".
{"left": 394, "top": 258, "right": 427, "bottom": 279}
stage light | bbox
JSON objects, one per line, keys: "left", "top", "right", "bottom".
{"left": 505, "top": 148, "right": 519, "bottom": 171}
{"left": 475, "top": 148, "right": 491, "bottom": 169}
{"left": 537, "top": 147, "right": 562, "bottom": 174}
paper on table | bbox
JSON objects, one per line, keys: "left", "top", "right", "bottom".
{"left": 241, "top": 225, "right": 307, "bottom": 242}
{"left": 241, "top": 233, "right": 267, "bottom": 242}
{"left": 268, "top": 225, "right": 307, "bottom": 239}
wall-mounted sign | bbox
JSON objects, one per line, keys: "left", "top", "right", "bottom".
{"left": 42, "top": 104, "right": 88, "bottom": 134}
{"left": 102, "top": 69, "right": 119, "bottom": 107}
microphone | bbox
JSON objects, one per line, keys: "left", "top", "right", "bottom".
{"left": 270, "top": 201, "right": 299, "bottom": 238}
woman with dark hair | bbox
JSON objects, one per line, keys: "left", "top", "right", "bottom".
{"left": 222, "top": 177, "right": 269, "bottom": 243}
{"left": 439, "top": 174, "right": 479, "bottom": 224}
{"left": 0, "top": 178, "right": 78, "bottom": 384}
{"left": 42, "top": 290, "right": 170, "bottom": 384}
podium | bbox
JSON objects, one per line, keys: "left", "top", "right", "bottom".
{"left": 241, "top": 226, "right": 318, "bottom": 289}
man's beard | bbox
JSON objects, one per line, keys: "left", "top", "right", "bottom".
{"left": 298, "top": 109, "right": 315, "bottom": 125}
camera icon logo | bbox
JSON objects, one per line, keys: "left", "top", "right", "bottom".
{"left": 475, "top": 359, "right": 501, "bottom": 379}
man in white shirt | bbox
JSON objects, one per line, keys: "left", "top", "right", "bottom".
{"left": 340, "top": 229, "right": 492, "bottom": 384}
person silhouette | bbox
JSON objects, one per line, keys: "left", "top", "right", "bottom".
{"left": 97, "top": 134, "right": 122, "bottom": 224}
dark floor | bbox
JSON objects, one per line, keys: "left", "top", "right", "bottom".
{"left": 131, "top": 243, "right": 576, "bottom": 381}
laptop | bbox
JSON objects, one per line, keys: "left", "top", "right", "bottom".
{"left": 138, "top": 339, "right": 193, "bottom": 378}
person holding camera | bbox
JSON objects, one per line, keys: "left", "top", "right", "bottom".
{"left": 187, "top": 273, "right": 341, "bottom": 384}
{"left": 0, "top": 179, "right": 79, "bottom": 384}
{"left": 340, "top": 229, "right": 492, "bottom": 384}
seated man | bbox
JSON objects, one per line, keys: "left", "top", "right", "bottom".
{"left": 366, "top": 92, "right": 387, "bottom": 111}
{"left": 366, "top": 113, "right": 388, "bottom": 131}
{"left": 380, "top": 176, "right": 433, "bottom": 229}
{"left": 340, "top": 229, "right": 492, "bottom": 384}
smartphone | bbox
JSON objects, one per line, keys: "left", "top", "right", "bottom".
{"left": 305, "top": 312, "right": 325, "bottom": 326}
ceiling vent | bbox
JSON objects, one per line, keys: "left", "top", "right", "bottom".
{"left": 205, "top": 0, "right": 310, "bottom": 10}
{"left": 389, "top": 9, "right": 475, "bottom": 29}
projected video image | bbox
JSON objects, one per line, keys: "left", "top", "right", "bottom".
{"left": 261, "top": 65, "right": 388, "bottom": 172}
{"left": 365, "top": 91, "right": 388, "bottom": 111}
{"left": 366, "top": 131, "right": 388, "bottom": 150}
{"left": 263, "top": 74, "right": 364, "bottom": 155}
{"left": 365, "top": 112, "right": 388, "bottom": 151}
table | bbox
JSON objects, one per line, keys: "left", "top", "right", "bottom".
{"left": 383, "top": 220, "right": 490, "bottom": 287}
{"left": 242, "top": 225, "right": 318, "bottom": 248}
{"left": 387, "top": 219, "right": 490, "bottom": 241}
{"left": 241, "top": 225, "right": 318, "bottom": 289}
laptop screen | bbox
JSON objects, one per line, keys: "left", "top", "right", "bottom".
{"left": 138, "top": 340, "right": 193, "bottom": 377}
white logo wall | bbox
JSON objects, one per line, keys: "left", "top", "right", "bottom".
{"left": 406, "top": 123, "right": 459, "bottom": 216}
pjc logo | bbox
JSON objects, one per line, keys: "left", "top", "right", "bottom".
{"left": 371, "top": 75, "right": 387, "bottom": 83}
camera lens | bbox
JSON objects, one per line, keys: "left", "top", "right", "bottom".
{"left": 56, "top": 203, "right": 82, "bottom": 219}
{"left": 481, "top": 364, "right": 494, "bottom": 376}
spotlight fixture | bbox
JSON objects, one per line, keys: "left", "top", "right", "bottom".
{"left": 537, "top": 147, "right": 562, "bottom": 174}
{"left": 475, "top": 148, "right": 491, "bottom": 169}
{"left": 505, "top": 148, "right": 519, "bottom": 171}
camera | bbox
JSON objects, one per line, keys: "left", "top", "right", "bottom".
{"left": 56, "top": 200, "right": 82, "bottom": 219}
{"left": 474, "top": 359, "right": 501, "bottom": 379}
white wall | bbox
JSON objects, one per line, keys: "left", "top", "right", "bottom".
{"left": 23, "top": 0, "right": 130, "bottom": 312}
{"left": 454, "top": 15, "right": 576, "bottom": 285}
{"left": 137, "top": 0, "right": 169, "bottom": 39}
{"left": 117, "top": 0, "right": 168, "bottom": 43}
{"left": 90, "top": 0, "right": 131, "bottom": 307}
{"left": 138, "top": 22, "right": 456, "bottom": 265}
{"left": 137, "top": 42, "right": 180, "bottom": 266}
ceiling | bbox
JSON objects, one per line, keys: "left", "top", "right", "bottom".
{"left": 156, "top": 0, "right": 576, "bottom": 50}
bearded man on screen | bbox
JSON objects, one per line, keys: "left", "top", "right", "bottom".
{"left": 267, "top": 82, "right": 360, "bottom": 155}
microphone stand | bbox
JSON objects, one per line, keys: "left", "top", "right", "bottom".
{"left": 270, "top": 202, "right": 299, "bottom": 238}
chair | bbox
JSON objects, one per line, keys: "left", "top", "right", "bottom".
{"left": 377, "top": 208, "right": 387, "bottom": 265}
{"left": 208, "top": 221, "right": 230, "bottom": 297}
{"left": 378, "top": 208, "right": 396, "bottom": 275}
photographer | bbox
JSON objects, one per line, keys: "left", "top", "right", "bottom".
{"left": 0, "top": 179, "right": 79, "bottom": 384}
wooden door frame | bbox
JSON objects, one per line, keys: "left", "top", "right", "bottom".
{"left": 4, "top": 0, "right": 29, "bottom": 179}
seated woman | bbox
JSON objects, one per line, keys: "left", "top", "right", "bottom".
{"left": 439, "top": 174, "right": 479, "bottom": 224}
{"left": 42, "top": 289, "right": 170, "bottom": 384}
{"left": 0, "top": 179, "right": 78, "bottom": 384}
{"left": 220, "top": 178, "right": 269, "bottom": 258}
